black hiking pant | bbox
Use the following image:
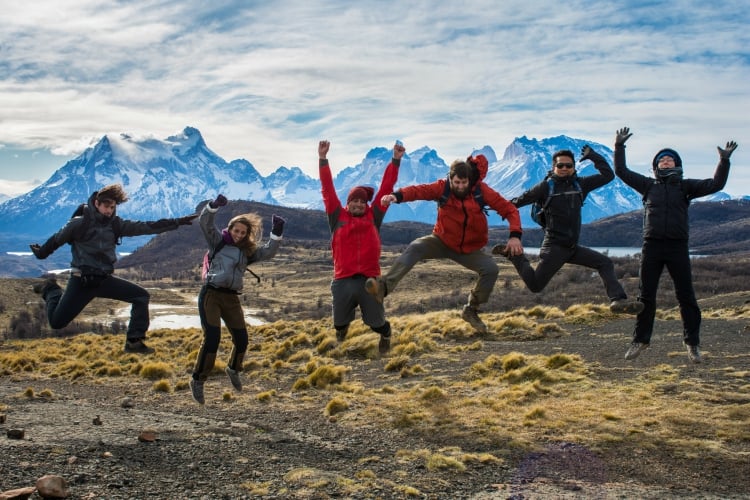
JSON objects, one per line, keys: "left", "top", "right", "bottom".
{"left": 633, "top": 239, "right": 700, "bottom": 346}
{"left": 43, "top": 275, "right": 150, "bottom": 341}
{"left": 510, "top": 241, "right": 627, "bottom": 301}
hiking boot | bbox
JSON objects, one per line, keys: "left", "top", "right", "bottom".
{"left": 124, "top": 338, "right": 155, "bottom": 354}
{"left": 365, "top": 277, "right": 386, "bottom": 304}
{"left": 490, "top": 244, "right": 510, "bottom": 258}
{"left": 336, "top": 325, "right": 349, "bottom": 342}
{"left": 684, "top": 343, "right": 702, "bottom": 364}
{"left": 624, "top": 341, "right": 649, "bottom": 360}
{"left": 378, "top": 334, "right": 391, "bottom": 355}
{"left": 225, "top": 366, "right": 243, "bottom": 391}
{"left": 461, "top": 305, "right": 487, "bottom": 334}
{"left": 610, "top": 298, "right": 645, "bottom": 315}
{"left": 32, "top": 277, "right": 58, "bottom": 295}
{"left": 190, "top": 379, "right": 205, "bottom": 405}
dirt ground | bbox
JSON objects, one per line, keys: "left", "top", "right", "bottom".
{"left": 2, "top": 296, "right": 749, "bottom": 500}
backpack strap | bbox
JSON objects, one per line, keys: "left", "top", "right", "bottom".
{"left": 437, "top": 175, "right": 451, "bottom": 208}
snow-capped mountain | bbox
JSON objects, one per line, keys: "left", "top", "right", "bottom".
{"left": 0, "top": 126, "right": 733, "bottom": 253}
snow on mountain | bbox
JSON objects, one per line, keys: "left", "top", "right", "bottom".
{"left": 0, "top": 126, "right": 737, "bottom": 253}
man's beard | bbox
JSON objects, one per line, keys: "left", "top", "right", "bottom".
{"left": 451, "top": 186, "right": 470, "bottom": 199}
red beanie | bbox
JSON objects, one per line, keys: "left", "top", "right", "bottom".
{"left": 347, "top": 186, "right": 374, "bottom": 203}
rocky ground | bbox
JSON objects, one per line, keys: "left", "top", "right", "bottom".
{"left": 1, "top": 300, "right": 749, "bottom": 498}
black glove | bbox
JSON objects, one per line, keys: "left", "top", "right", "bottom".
{"left": 209, "top": 194, "right": 228, "bottom": 209}
{"left": 615, "top": 127, "right": 632, "bottom": 146}
{"left": 177, "top": 214, "right": 199, "bottom": 226}
{"left": 30, "top": 243, "right": 49, "bottom": 260}
{"left": 271, "top": 214, "right": 286, "bottom": 236}
{"left": 718, "top": 140, "right": 738, "bottom": 160}
{"left": 579, "top": 145, "right": 601, "bottom": 162}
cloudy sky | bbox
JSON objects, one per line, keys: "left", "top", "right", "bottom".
{"left": 1, "top": 0, "right": 748, "bottom": 197}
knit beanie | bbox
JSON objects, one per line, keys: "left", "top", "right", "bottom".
{"left": 347, "top": 186, "right": 375, "bottom": 203}
{"left": 652, "top": 148, "right": 682, "bottom": 169}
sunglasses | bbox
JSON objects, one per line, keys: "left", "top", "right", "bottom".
{"left": 555, "top": 163, "right": 575, "bottom": 169}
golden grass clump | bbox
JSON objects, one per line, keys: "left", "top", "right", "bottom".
{"left": 152, "top": 379, "right": 172, "bottom": 392}
{"left": 384, "top": 355, "right": 409, "bottom": 372}
{"left": 23, "top": 387, "right": 34, "bottom": 398}
{"left": 138, "top": 362, "right": 173, "bottom": 380}
{"left": 257, "top": 390, "right": 276, "bottom": 402}
{"left": 308, "top": 364, "right": 349, "bottom": 388}
{"left": 324, "top": 396, "right": 349, "bottom": 416}
{"left": 420, "top": 386, "right": 447, "bottom": 401}
{"left": 502, "top": 352, "right": 527, "bottom": 371}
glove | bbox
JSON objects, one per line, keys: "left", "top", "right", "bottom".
{"left": 579, "top": 145, "right": 601, "bottom": 161}
{"left": 271, "top": 214, "right": 286, "bottom": 237}
{"left": 209, "top": 194, "right": 228, "bottom": 209}
{"left": 30, "top": 243, "right": 48, "bottom": 260}
{"left": 615, "top": 127, "right": 632, "bottom": 146}
{"left": 718, "top": 140, "right": 738, "bottom": 160}
{"left": 177, "top": 214, "right": 199, "bottom": 226}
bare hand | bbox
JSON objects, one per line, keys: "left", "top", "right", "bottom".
{"left": 505, "top": 236, "right": 523, "bottom": 257}
{"left": 381, "top": 194, "right": 396, "bottom": 207}
{"left": 393, "top": 140, "right": 406, "bottom": 160}
{"left": 318, "top": 140, "right": 330, "bottom": 159}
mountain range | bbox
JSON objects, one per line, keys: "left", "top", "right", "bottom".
{"left": 0, "top": 126, "right": 739, "bottom": 255}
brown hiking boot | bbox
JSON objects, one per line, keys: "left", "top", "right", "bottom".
{"left": 610, "top": 299, "right": 644, "bottom": 315}
{"left": 365, "top": 277, "right": 386, "bottom": 303}
{"left": 461, "top": 305, "right": 487, "bottom": 334}
{"left": 490, "top": 244, "right": 510, "bottom": 257}
{"left": 378, "top": 334, "right": 391, "bottom": 355}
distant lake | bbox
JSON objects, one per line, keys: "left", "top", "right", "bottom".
{"left": 520, "top": 247, "right": 640, "bottom": 257}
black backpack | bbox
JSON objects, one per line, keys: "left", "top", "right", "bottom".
{"left": 437, "top": 176, "right": 489, "bottom": 215}
{"left": 530, "top": 177, "right": 584, "bottom": 228}
{"left": 71, "top": 203, "right": 123, "bottom": 244}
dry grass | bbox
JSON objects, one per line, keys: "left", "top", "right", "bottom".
{"left": 2, "top": 302, "right": 749, "bottom": 472}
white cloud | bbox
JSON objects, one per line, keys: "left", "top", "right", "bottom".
{"left": 0, "top": 0, "right": 747, "bottom": 195}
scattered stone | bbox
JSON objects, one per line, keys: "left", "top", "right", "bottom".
{"left": 138, "top": 430, "right": 157, "bottom": 442}
{"left": 120, "top": 397, "right": 134, "bottom": 408}
{"left": 92, "top": 415, "right": 102, "bottom": 425}
{"left": 67, "top": 456, "right": 78, "bottom": 465}
{"left": 0, "top": 486, "right": 36, "bottom": 500}
{"left": 6, "top": 429, "right": 24, "bottom": 440}
{"left": 35, "top": 474, "right": 69, "bottom": 498}
{"left": 0, "top": 413, "right": 6, "bottom": 424}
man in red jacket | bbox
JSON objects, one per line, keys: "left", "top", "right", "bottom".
{"left": 366, "top": 155, "right": 523, "bottom": 334}
{"left": 319, "top": 139, "right": 405, "bottom": 354}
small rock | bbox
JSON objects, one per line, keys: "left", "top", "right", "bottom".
{"left": 0, "top": 485, "right": 36, "bottom": 499}
{"left": 120, "top": 397, "right": 134, "bottom": 408}
{"left": 92, "top": 415, "right": 102, "bottom": 426}
{"left": 138, "top": 431, "right": 157, "bottom": 442}
{"left": 36, "top": 474, "right": 69, "bottom": 498}
{"left": 0, "top": 413, "right": 6, "bottom": 424}
{"left": 6, "top": 429, "right": 24, "bottom": 440}
{"left": 67, "top": 456, "right": 78, "bottom": 465}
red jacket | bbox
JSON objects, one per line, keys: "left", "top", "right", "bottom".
{"left": 398, "top": 156, "right": 522, "bottom": 254}
{"left": 320, "top": 158, "right": 400, "bottom": 279}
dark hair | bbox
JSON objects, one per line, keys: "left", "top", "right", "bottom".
{"left": 552, "top": 150, "right": 575, "bottom": 165}
{"left": 449, "top": 160, "right": 472, "bottom": 181}
{"left": 96, "top": 184, "right": 129, "bottom": 204}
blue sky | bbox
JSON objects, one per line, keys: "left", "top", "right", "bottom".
{"left": 1, "top": 0, "right": 748, "bottom": 196}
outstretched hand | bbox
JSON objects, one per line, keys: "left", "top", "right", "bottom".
{"left": 29, "top": 243, "right": 46, "bottom": 259}
{"left": 615, "top": 127, "right": 632, "bottom": 146}
{"left": 393, "top": 140, "right": 406, "bottom": 160}
{"left": 271, "top": 214, "right": 286, "bottom": 236}
{"left": 209, "top": 194, "right": 228, "bottom": 209}
{"left": 579, "top": 144, "right": 598, "bottom": 161}
{"left": 177, "top": 214, "right": 199, "bottom": 225}
{"left": 718, "top": 140, "right": 738, "bottom": 159}
{"left": 318, "top": 140, "right": 330, "bottom": 160}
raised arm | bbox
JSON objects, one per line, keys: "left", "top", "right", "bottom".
{"left": 318, "top": 140, "right": 342, "bottom": 213}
